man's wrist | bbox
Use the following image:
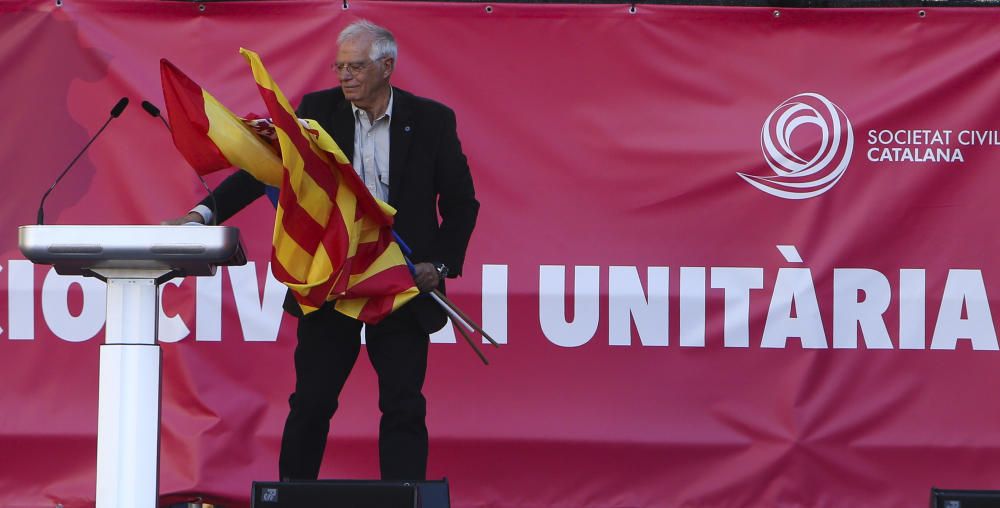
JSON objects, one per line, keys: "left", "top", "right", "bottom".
{"left": 432, "top": 262, "right": 449, "bottom": 279}
{"left": 190, "top": 205, "right": 213, "bottom": 224}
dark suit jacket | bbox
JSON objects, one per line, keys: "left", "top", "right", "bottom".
{"left": 202, "top": 86, "right": 479, "bottom": 333}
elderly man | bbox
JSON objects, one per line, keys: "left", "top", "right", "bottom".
{"left": 173, "top": 20, "right": 479, "bottom": 481}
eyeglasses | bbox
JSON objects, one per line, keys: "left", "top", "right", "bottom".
{"left": 332, "top": 57, "right": 385, "bottom": 76}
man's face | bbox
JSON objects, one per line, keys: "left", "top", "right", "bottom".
{"left": 335, "top": 35, "right": 392, "bottom": 106}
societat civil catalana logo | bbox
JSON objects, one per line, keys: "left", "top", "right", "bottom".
{"left": 739, "top": 92, "right": 854, "bottom": 199}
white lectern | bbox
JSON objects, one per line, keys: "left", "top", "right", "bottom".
{"left": 18, "top": 225, "right": 246, "bottom": 508}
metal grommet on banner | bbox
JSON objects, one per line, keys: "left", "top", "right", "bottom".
{"left": 773, "top": 9, "right": 781, "bottom": 18}
{"left": 198, "top": 3, "right": 206, "bottom": 13}
{"left": 918, "top": 9, "right": 927, "bottom": 18}
{"left": 342, "top": 0, "right": 349, "bottom": 10}
{"left": 628, "top": 3, "right": 637, "bottom": 14}
{"left": 55, "top": 0, "right": 62, "bottom": 6}
{"left": 485, "top": 5, "right": 493, "bottom": 14}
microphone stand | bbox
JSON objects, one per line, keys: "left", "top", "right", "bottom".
{"left": 142, "top": 100, "right": 218, "bottom": 225}
{"left": 37, "top": 97, "right": 130, "bottom": 225}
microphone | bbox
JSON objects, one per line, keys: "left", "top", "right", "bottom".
{"left": 140, "top": 100, "right": 159, "bottom": 117}
{"left": 37, "top": 97, "right": 129, "bottom": 225}
{"left": 140, "top": 100, "right": 173, "bottom": 133}
{"left": 141, "top": 99, "right": 218, "bottom": 225}
{"left": 110, "top": 97, "right": 129, "bottom": 118}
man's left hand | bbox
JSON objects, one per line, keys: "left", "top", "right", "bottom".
{"left": 412, "top": 262, "right": 441, "bottom": 293}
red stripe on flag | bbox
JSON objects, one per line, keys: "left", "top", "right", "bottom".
{"left": 349, "top": 234, "right": 392, "bottom": 276}
{"left": 354, "top": 294, "right": 398, "bottom": 324}
{"left": 276, "top": 173, "right": 329, "bottom": 251}
{"left": 331, "top": 157, "right": 394, "bottom": 227}
{"left": 344, "top": 265, "right": 416, "bottom": 298}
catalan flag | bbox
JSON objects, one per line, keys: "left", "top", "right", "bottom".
{"left": 160, "top": 59, "right": 283, "bottom": 187}
{"left": 161, "top": 52, "right": 418, "bottom": 322}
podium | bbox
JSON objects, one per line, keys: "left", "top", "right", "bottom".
{"left": 18, "top": 225, "right": 246, "bottom": 508}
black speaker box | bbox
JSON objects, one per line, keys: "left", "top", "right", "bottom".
{"left": 251, "top": 478, "right": 450, "bottom": 508}
{"left": 930, "top": 487, "right": 1000, "bottom": 508}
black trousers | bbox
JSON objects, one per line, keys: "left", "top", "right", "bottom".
{"left": 278, "top": 305, "right": 430, "bottom": 481}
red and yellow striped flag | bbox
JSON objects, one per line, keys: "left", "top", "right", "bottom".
{"left": 160, "top": 54, "right": 419, "bottom": 323}
{"left": 239, "top": 48, "right": 418, "bottom": 322}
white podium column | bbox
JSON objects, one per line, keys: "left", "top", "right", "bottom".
{"left": 17, "top": 224, "right": 245, "bottom": 508}
{"left": 104, "top": 278, "right": 158, "bottom": 344}
{"left": 96, "top": 276, "right": 163, "bottom": 508}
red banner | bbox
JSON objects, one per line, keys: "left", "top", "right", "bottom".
{"left": 4, "top": 1, "right": 1000, "bottom": 506}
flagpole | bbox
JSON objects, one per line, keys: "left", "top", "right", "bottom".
{"left": 431, "top": 289, "right": 500, "bottom": 348}
{"left": 391, "top": 230, "right": 498, "bottom": 361}
{"left": 429, "top": 291, "right": 475, "bottom": 333}
{"left": 430, "top": 293, "right": 488, "bottom": 365}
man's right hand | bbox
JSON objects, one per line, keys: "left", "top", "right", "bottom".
{"left": 161, "top": 211, "right": 205, "bottom": 225}
{"left": 411, "top": 262, "right": 441, "bottom": 293}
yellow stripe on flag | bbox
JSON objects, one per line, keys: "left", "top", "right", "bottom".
{"left": 201, "top": 90, "right": 283, "bottom": 187}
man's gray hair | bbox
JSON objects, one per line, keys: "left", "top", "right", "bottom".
{"left": 338, "top": 20, "right": 398, "bottom": 62}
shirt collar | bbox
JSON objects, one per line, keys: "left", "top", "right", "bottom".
{"left": 351, "top": 87, "right": 394, "bottom": 123}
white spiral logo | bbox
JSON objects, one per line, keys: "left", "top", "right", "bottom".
{"left": 738, "top": 92, "right": 853, "bottom": 199}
